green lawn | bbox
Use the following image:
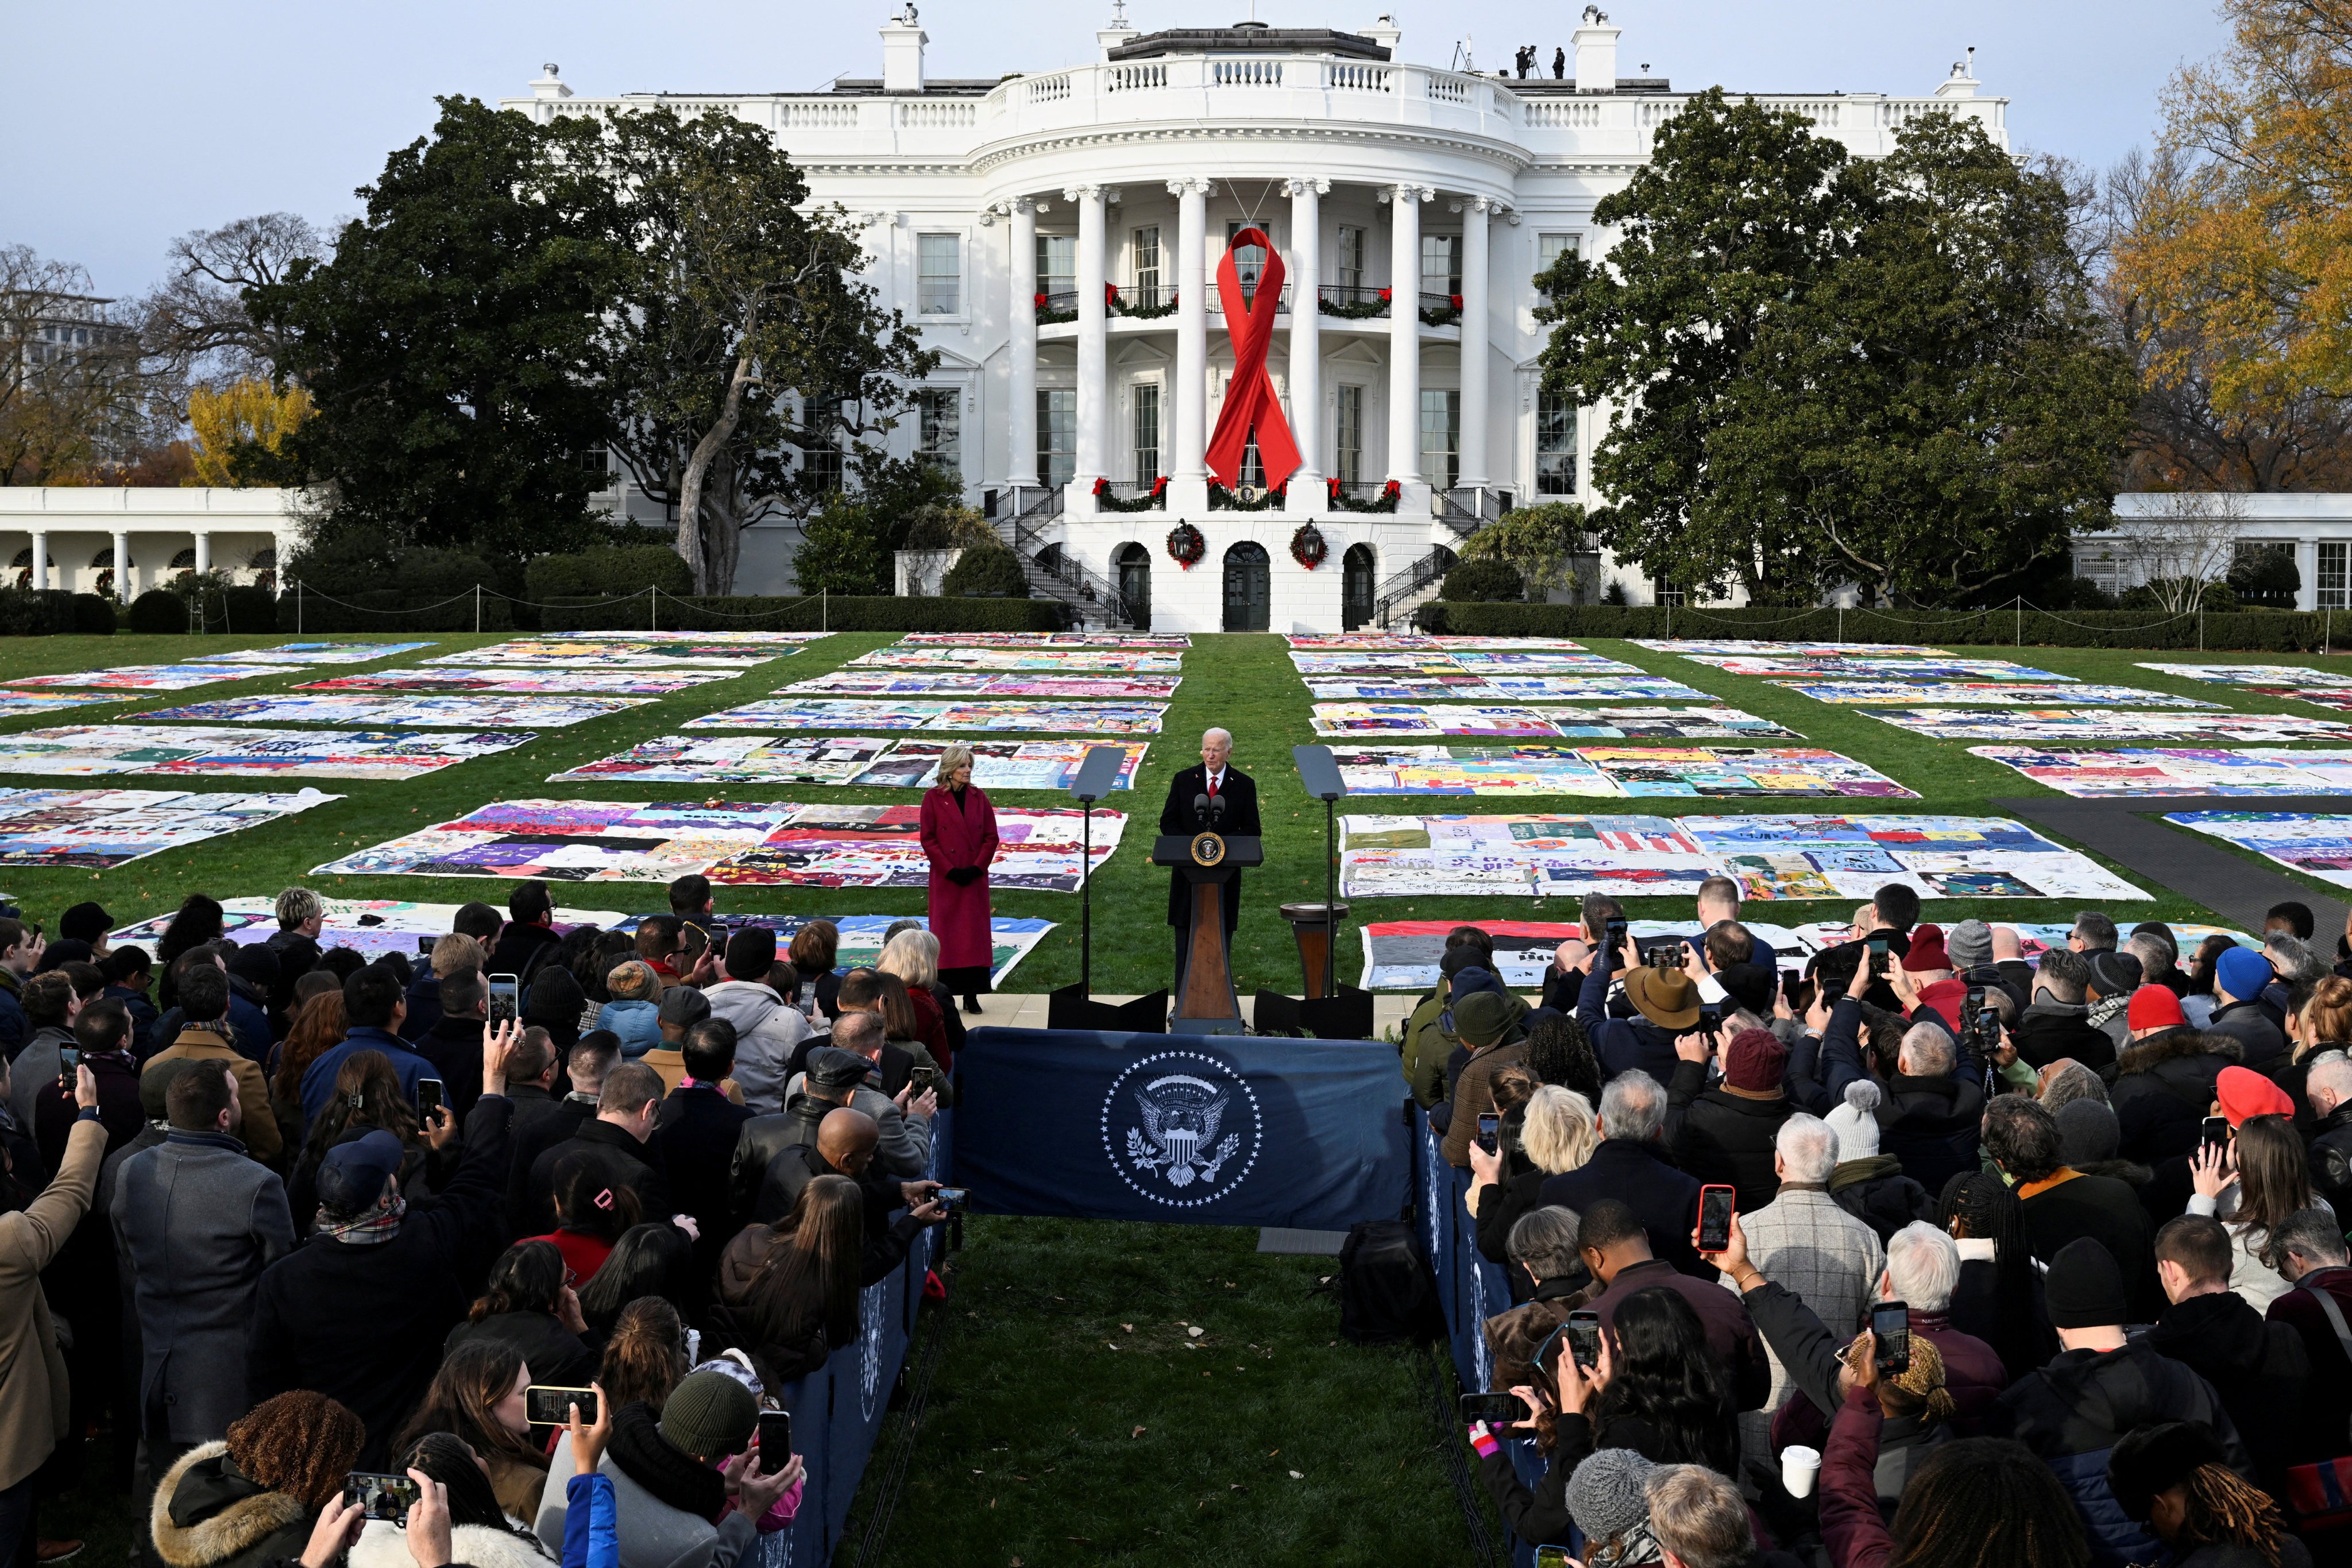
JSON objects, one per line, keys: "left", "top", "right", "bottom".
{"left": 10, "top": 627, "right": 2352, "bottom": 1561}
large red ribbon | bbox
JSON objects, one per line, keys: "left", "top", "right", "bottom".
{"left": 1203, "top": 226, "right": 1303, "bottom": 493}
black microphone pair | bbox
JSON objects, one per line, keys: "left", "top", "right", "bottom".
{"left": 1192, "top": 791, "right": 1227, "bottom": 826}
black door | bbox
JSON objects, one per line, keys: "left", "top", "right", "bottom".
{"left": 1342, "top": 544, "right": 1376, "bottom": 629}
{"left": 1222, "top": 542, "right": 1270, "bottom": 632}
{"left": 1115, "top": 544, "right": 1152, "bottom": 631}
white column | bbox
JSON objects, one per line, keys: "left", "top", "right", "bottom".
{"left": 1005, "top": 198, "right": 1040, "bottom": 489}
{"left": 194, "top": 532, "right": 211, "bottom": 576}
{"left": 1457, "top": 196, "right": 1492, "bottom": 490}
{"left": 1169, "top": 177, "right": 1211, "bottom": 513}
{"left": 1286, "top": 178, "right": 1327, "bottom": 502}
{"left": 1384, "top": 184, "right": 1432, "bottom": 488}
{"left": 28, "top": 532, "right": 46, "bottom": 592}
{"left": 1069, "top": 184, "right": 1109, "bottom": 500}
{"left": 112, "top": 531, "right": 129, "bottom": 600}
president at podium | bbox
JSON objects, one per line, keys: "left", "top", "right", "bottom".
{"left": 1161, "top": 727, "right": 1262, "bottom": 982}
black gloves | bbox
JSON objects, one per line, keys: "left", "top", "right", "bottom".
{"left": 945, "top": 866, "right": 982, "bottom": 887}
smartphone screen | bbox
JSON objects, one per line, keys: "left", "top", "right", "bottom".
{"left": 56, "top": 1047, "right": 79, "bottom": 1086}
{"left": 1697, "top": 1185, "right": 1736, "bottom": 1253}
{"left": 525, "top": 1386, "right": 597, "bottom": 1426}
{"left": 415, "top": 1079, "right": 443, "bottom": 1120}
{"left": 1866, "top": 936, "right": 1888, "bottom": 956}
{"left": 758, "top": 1408, "right": 791, "bottom": 1462}
{"left": 1458, "top": 1391, "right": 1525, "bottom": 1427}
{"left": 1536, "top": 1550, "right": 1573, "bottom": 1568}
{"left": 934, "top": 1186, "right": 970, "bottom": 1213}
{"left": 1605, "top": 918, "right": 1628, "bottom": 949}
{"left": 1871, "top": 1300, "right": 1911, "bottom": 1374}
{"left": 1566, "top": 1310, "right": 1601, "bottom": 1369}
{"left": 344, "top": 1472, "right": 420, "bottom": 1523}
{"left": 2201, "top": 1115, "right": 2231, "bottom": 1153}
{"left": 416, "top": 937, "right": 437, "bottom": 956}
{"left": 488, "top": 972, "right": 520, "bottom": 1025}
{"left": 1476, "top": 1113, "right": 1500, "bottom": 1153}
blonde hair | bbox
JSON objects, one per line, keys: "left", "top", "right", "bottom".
{"left": 607, "top": 959, "right": 659, "bottom": 1001}
{"left": 932, "top": 744, "right": 976, "bottom": 785}
{"left": 879, "top": 928, "right": 940, "bottom": 991}
{"left": 1520, "top": 1086, "right": 1598, "bottom": 1176}
{"left": 431, "top": 932, "right": 484, "bottom": 980}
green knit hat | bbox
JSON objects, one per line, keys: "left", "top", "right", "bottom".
{"left": 659, "top": 1369, "right": 758, "bottom": 1461}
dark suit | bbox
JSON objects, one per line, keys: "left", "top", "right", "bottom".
{"left": 1160, "top": 763, "right": 1261, "bottom": 978}
{"left": 653, "top": 1084, "right": 754, "bottom": 1272}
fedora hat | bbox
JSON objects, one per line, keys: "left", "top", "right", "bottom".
{"left": 1622, "top": 965, "right": 1700, "bottom": 1030}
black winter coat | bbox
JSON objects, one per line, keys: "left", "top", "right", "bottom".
{"left": 2106, "top": 1028, "right": 2236, "bottom": 1164}
{"left": 651, "top": 1084, "right": 752, "bottom": 1269}
{"left": 1540, "top": 1138, "right": 1706, "bottom": 1279}
{"left": 2138, "top": 1288, "right": 2311, "bottom": 1495}
{"left": 1828, "top": 1156, "right": 1935, "bottom": 1243}
{"left": 2207, "top": 998, "right": 2288, "bottom": 1071}
{"left": 2014, "top": 1003, "right": 2117, "bottom": 1073}
{"left": 521, "top": 1117, "right": 673, "bottom": 1236}
{"left": 504, "top": 1091, "right": 594, "bottom": 1234}
{"left": 1872, "top": 1073, "right": 1984, "bottom": 1196}
{"left": 1663, "top": 1060, "right": 1789, "bottom": 1216}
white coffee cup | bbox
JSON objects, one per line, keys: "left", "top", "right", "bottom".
{"left": 1781, "top": 1444, "right": 1821, "bottom": 1500}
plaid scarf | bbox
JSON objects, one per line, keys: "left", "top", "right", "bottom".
{"left": 315, "top": 1195, "right": 406, "bottom": 1245}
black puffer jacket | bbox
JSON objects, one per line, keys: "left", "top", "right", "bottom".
{"left": 1873, "top": 1073, "right": 1984, "bottom": 1196}
{"left": 2106, "top": 1028, "right": 2236, "bottom": 1163}
{"left": 1828, "top": 1155, "right": 1935, "bottom": 1243}
{"left": 2138, "top": 1288, "right": 2312, "bottom": 1496}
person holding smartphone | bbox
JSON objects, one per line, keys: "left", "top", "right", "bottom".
{"left": 535, "top": 1367, "right": 799, "bottom": 1560}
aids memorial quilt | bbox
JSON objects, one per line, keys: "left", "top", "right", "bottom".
{"left": 1285, "top": 635, "right": 1589, "bottom": 651}
{"left": 1972, "top": 746, "right": 2352, "bottom": 798}
{"left": 423, "top": 634, "right": 813, "bottom": 669}
{"left": 1576, "top": 747, "right": 1914, "bottom": 799}
{"left": 847, "top": 646, "right": 1184, "bottom": 673}
{"left": 688, "top": 699, "right": 1165, "bottom": 735}
{"left": 0, "top": 693, "right": 130, "bottom": 721}
{"left": 1355, "top": 917, "right": 1818, "bottom": 990}
{"left": 141, "top": 693, "right": 650, "bottom": 729}
{"left": 844, "top": 740, "right": 1149, "bottom": 791}
{"left": 109, "top": 896, "right": 628, "bottom": 960}
{"left": 311, "top": 798, "right": 1123, "bottom": 890}
{"left": 784, "top": 671, "right": 1181, "bottom": 700}
{"left": 1861, "top": 709, "right": 2352, "bottom": 744}
{"left": 5, "top": 663, "right": 303, "bottom": 692}
{"left": 0, "top": 787, "right": 340, "bottom": 868}
{"left": 2162, "top": 812, "right": 2352, "bottom": 890}
{"left": 1630, "top": 640, "right": 1951, "bottom": 658}
{"left": 547, "top": 735, "right": 894, "bottom": 786}
{"left": 2133, "top": 664, "right": 2352, "bottom": 712}
{"left": 1311, "top": 701, "right": 1750, "bottom": 738}
{"left": 191, "top": 642, "right": 437, "bottom": 665}
{"left": 0, "top": 725, "right": 532, "bottom": 781}
{"left": 897, "top": 632, "right": 1190, "bottom": 648}
{"left": 1336, "top": 812, "right": 2145, "bottom": 902}
{"left": 1771, "top": 682, "right": 2219, "bottom": 708}
{"left": 1691, "top": 655, "right": 2072, "bottom": 681}
{"left": 301, "top": 667, "right": 732, "bottom": 696}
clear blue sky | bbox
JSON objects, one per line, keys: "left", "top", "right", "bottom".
{"left": 5, "top": 0, "right": 2230, "bottom": 299}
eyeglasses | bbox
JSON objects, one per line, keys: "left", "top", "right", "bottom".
{"left": 562, "top": 1266, "right": 578, "bottom": 1289}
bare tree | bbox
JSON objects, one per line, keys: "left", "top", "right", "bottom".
{"left": 0, "top": 244, "right": 171, "bottom": 485}
{"left": 2108, "top": 489, "right": 2250, "bottom": 611}
{"left": 140, "top": 213, "right": 322, "bottom": 384}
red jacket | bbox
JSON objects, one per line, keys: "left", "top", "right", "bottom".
{"left": 917, "top": 785, "right": 999, "bottom": 974}
{"left": 1820, "top": 1387, "right": 1894, "bottom": 1568}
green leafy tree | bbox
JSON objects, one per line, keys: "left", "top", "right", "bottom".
{"left": 597, "top": 108, "right": 936, "bottom": 593}
{"left": 248, "top": 98, "right": 627, "bottom": 561}
{"left": 1457, "top": 502, "right": 1593, "bottom": 596}
{"left": 1539, "top": 93, "right": 2134, "bottom": 606}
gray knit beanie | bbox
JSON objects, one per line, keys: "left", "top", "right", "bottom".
{"left": 1568, "top": 1448, "right": 1663, "bottom": 1562}
{"left": 1946, "top": 919, "right": 1994, "bottom": 971}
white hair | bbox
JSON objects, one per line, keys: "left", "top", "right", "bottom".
{"left": 1202, "top": 727, "right": 1232, "bottom": 747}
{"left": 1897, "top": 1022, "right": 1955, "bottom": 1077}
{"left": 1521, "top": 1086, "right": 1598, "bottom": 1175}
{"left": 878, "top": 927, "right": 940, "bottom": 990}
{"left": 2309, "top": 1055, "right": 2352, "bottom": 1107}
{"left": 1598, "top": 1071, "right": 1666, "bottom": 1142}
{"left": 1884, "top": 1221, "right": 1960, "bottom": 1313}
{"left": 1775, "top": 1114, "right": 1839, "bottom": 1185}
{"left": 2123, "top": 931, "right": 2173, "bottom": 975}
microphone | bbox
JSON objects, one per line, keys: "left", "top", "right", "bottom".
{"left": 1207, "top": 793, "right": 1227, "bottom": 820}
{"left": 1192, "top": 792, "right": 1212, "bottom": 826}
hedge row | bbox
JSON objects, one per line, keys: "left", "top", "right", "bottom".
{"left": 534, "top": 594, "right": 1063, "bottom": 632}
{"left": 1426, "top": 600, "right": 2352, "bottom": 652}
{"left": 0, "top": 590, "right": 114, "bottom": 636}
{"left": 524, "top": 547, "right": 694, "bottom": 600}
{"left": 276, "top": 590, "right": 516, "bottom": 634}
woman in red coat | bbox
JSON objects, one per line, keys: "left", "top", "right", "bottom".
{"left": 918, "top": 743, "right": 999, "bottom": 1014}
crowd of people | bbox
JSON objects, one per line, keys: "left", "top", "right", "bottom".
{"left": 1427, "top": 878, "right": 2352, "bottom": 1566}
{"left": 0, "top": 872, "right": 964, "bottom": 1568}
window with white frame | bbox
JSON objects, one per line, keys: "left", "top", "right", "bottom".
{"left": 917, "top": 234, "right": 960, "bottom": 315}
{"left": 2319, "top": 542, "right": 2349, "bottom": 609}
{"left": 1336, "top": 226, "right": 1366, "bottom": 291}
{"left": 1536, "top": 390, "right": 1577, "bottom": 495}
{"left": 916, "top": 388, "right": 960, "bottom": 472}
{"left": 1335, "top": 385, "right": 1364, "bottom": 485}
{"left": 1036, "top": 234, "right": 1076, "bottom": 303}
{"left": 1421, "top": 234, "right": 1461, "bottom": 302}
{"left": 1131, "top": 383, "right": 1161, "bottom": 482}
{"left": 1037, "top": 388, "right": 1076, "bottom": 488}
{"left": 1131, "top": 226, "right": 1162, "bottom": 307}
{"left": 1420, "top": 389, "right": 1460, "bottom": 492}
{"left": 1226, "top": 221, "right": 1269, "bottom": 302}
{"left": 1536, "top": 233, "right": 1577, "bottom": 276}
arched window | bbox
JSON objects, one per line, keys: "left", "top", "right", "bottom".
{"left": 1114, "top": 542, "right": 1152, "bottom": 631}
{"left": 11, "top": 549, "right": 54, "bottom": 592}
{"left": 1222, "top": 540, "right": 1270, "bottom": 632}
{"left": 1341, "top": 543, "right": 1377, "bottom": 630}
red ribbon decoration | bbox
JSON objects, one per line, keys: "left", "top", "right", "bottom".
{"left": 1203, "top": 226, "right": 1303, "bottom": 493}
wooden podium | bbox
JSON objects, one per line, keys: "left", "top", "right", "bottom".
{"left": 1152, "top": 831, "right": 1263, "bottom": 1034}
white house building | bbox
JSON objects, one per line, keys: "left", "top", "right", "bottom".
{"left": 507, "top": 6, "right": 2009, "bottom": 632}
{"left": 2074, "top": 493, "right": 2352, "bottom": 611}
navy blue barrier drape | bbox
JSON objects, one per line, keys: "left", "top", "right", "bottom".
{"left": 763, "top": 1109, "right": 955, "bottom": 1563}
{"left": 1413, "top": 1107, "right": 1552, "bottom": 1568}
{"left": 951, "top": 1027, "right": 1412, "bottom": 1228}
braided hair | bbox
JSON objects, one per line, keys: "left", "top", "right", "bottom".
{"left": 1939, "top": 1168, "right": 2048, "bottom": 1380}
{"left": 1886, "top": 1438, "right": 2090, "bottom": 1568}
{"left": 2176, "top": 1462, "right": 2289, "bottom": 1565}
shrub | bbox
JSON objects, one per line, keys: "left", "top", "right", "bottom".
{"left": 128, "top": 589, "right": 189, "bottom": 635}
{"left": 71, "top": 593, "right": 114, "bottom": 635}
{"left": 792, "top": 496, "right": 893, "bottom": 596}
{"left": 534, "top": 594, "right": 1060, "bottom": 632}
{"left": 1441, "top": 558, "right": 1524, "bottom": 603}
{"left": 2229, "top": 548, "right": 2300, "bottom": 608}
{"left": 0, "top": 589, "right": 113, "bottom": 636}
{"left": 1430, "top": 600, "right": 2345, "bottom": 651}
{"left": 524, "top": 544, "right": 693, "bottom": 601}
{"left": 941, "top": 543, "right": 1029, "bottom": 598}
{"left": 211, "top": 585, "right": 279, "bottom": 634}
{"left": 901, "top": 504, "right": 997, "bottom": 551}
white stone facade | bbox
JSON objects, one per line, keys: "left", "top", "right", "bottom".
{"left": 2075, "top": 493, "right": 2352, "bottom": 611}
{"left": 0, "top": 487, "right": 295, "bottom": 598}
{"left": 507, "top": 11, "right": 2006, "bottom": 631}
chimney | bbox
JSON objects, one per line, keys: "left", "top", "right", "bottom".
{"left": 881, "top": 6, "right": 926, "bottom": 94}
{"left": 1098, "top": 0, "right": 1139, "bottom": 60}
{"left": 530, "top": 63, "right": 572, "bottom": 101}
{"left": 1934, "top": 47, "right": 1980, "bottom": 99}
{"left": 1361, "top": 12, "right": 1401, "bottom": 57}
{"left": 1573, "top": 6, "right": 1619, "bottom": 92}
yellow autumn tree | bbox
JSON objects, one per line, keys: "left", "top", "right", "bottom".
{"left": 2117, "top": 0, "right": 2352, "bottom": 417}
{"left": 186, "top": 377, "right": 310, "bottom": 485}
